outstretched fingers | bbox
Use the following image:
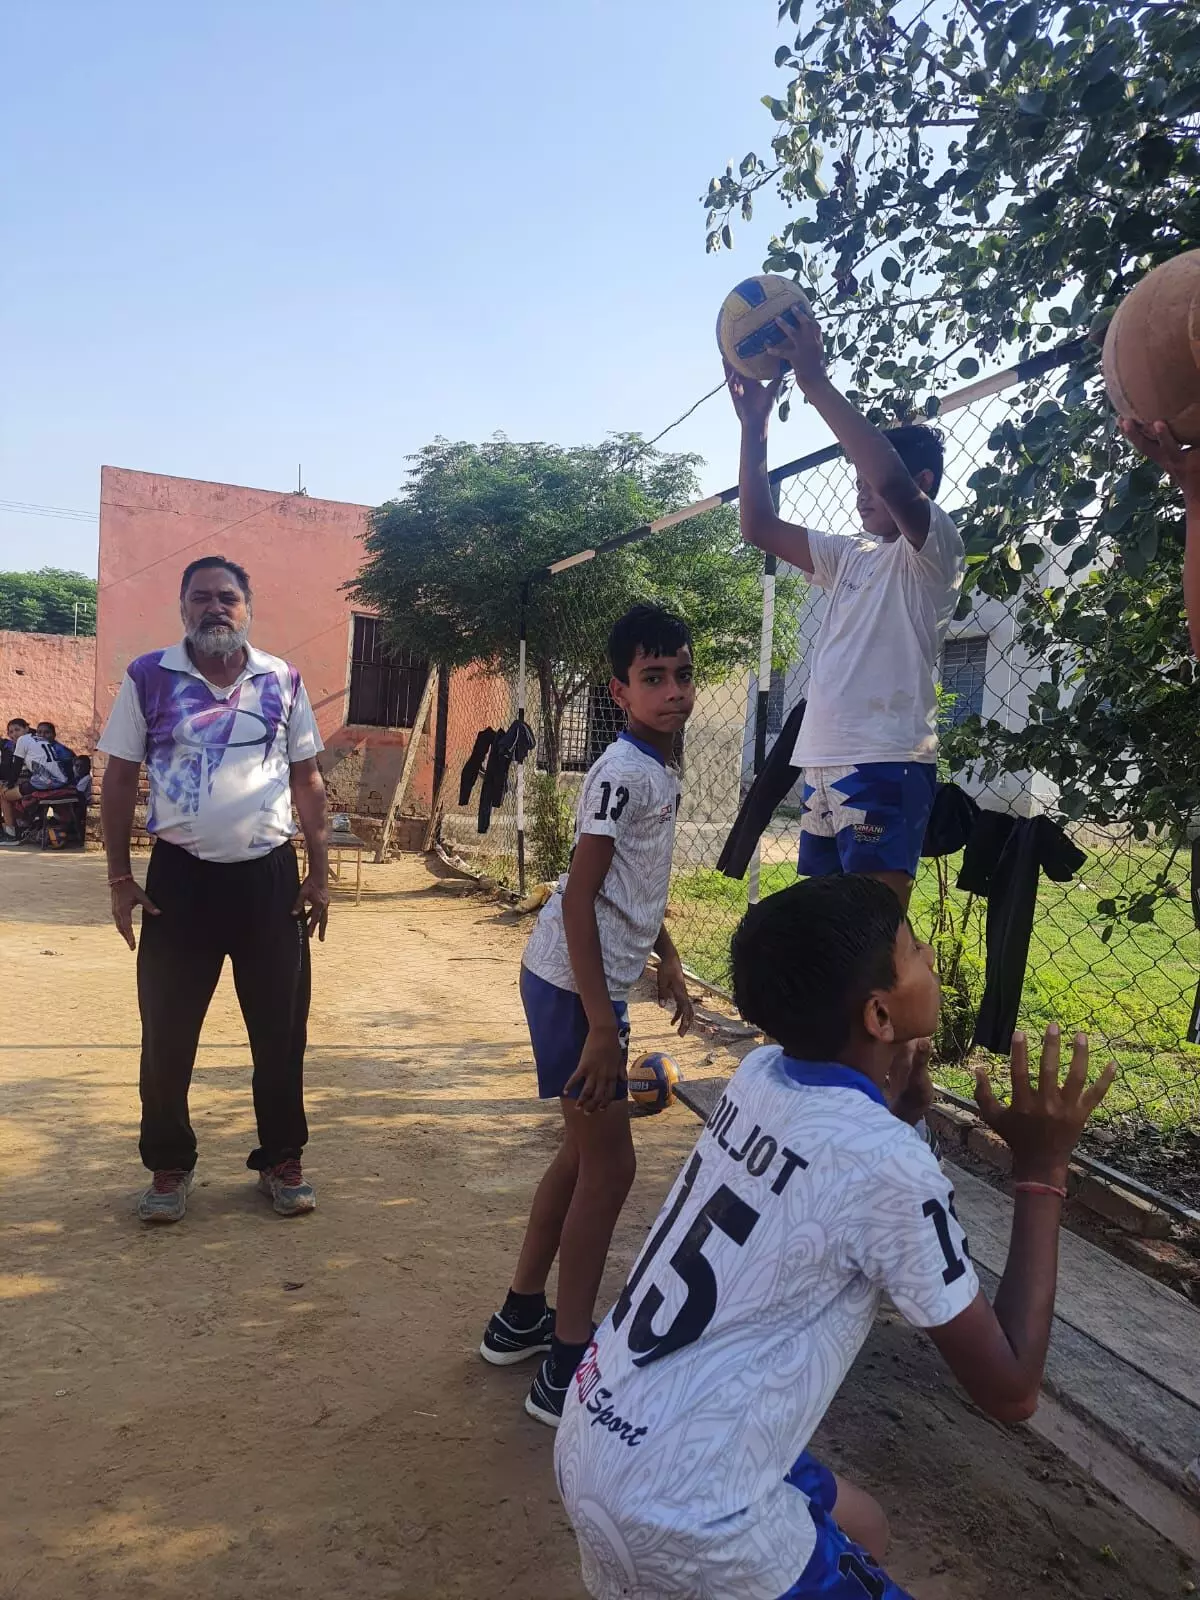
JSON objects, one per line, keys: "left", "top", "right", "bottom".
{"left": 1081, "top": 1058, "right": 1119, "bottom": 1116}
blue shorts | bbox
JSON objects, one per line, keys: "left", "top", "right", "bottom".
{"left": 776, "top": 1452, "right": 913, "bottom": 1600}
{"left": 520, "top": 966, "right": 630, "bottom": 1101}
{"left": 798, "top": 762, "right": 936, "bottom": 882}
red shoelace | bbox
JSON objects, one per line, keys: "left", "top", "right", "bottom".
{"left": 152, "top": 1169, "right": 189, "bottom": 1194}
{"left": 273, "top": 1159, "right": 304, "bottom": 1187}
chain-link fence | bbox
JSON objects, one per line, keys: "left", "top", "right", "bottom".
{"left": 433, "top": 348, "right": 1200, "bottom": 1206}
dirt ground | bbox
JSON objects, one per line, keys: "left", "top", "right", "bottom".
{"left": 1, "top": 850, "right": 1195, "bottom": 1600}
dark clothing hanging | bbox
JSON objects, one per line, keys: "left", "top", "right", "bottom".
{"left": 1187, "top": 839, "right": 1200, "bottom": 1046}
{"left": 959, "top": 814, "right": 1086, "bottom": 1053}
{"left": 716, "top": 701, "right": 807, "bottom": 879}
{"left": 921, "top": 783, "right": 980, "bottom": 859}
{"left": 478, "top": 718, "right": 536, "bottom": 834}
{"left": 459, "top": 728, "right": 499, "bottom": 807}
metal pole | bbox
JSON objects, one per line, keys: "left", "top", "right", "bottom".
{"left": 747, "top": 551, "right": 777, "bottom": 907}
{"left": 516, "top": 584, "right": 529, "bottom": 898}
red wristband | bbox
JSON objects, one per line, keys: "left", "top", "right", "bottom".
{"left": 107, "top": 873, "right": 135, "bottom": 888}
{"left": 1013, "top": 1180, "right": 1068, "bottom": 1200}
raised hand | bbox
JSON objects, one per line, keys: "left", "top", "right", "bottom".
{"left": 724, "top": 359, "right": 783, "bottom": 431}
{"left": 1119, "top": 417, "right": 1200, "bottom": 495}
{"left": 975, "top": 1025, "right": 1117, "bottom": 1186}
{"left": 770, "top": 310, "right": 827, "bottom": 392}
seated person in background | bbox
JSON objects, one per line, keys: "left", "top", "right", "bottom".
{"left": 1, "top": 722, "right": 77, "bottom": 842}
{"left": 554, "top": 874, "right": 1115, "bottom": 1600}
{"left": 74, "top": 755, "right": 93, "bottom": 802}
{"left": 1, "top": 718, "right": 30, "bottom": 788}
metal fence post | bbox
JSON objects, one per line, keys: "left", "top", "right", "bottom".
{"left": 516, "top": 583, "right": 529, "bottom": 898}
{"left": 747, "top": 550, "right": 777, "bottom": 907}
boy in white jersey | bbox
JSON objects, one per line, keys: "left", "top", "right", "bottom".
{"left": 480, "top": 605, "right": 696, "bottom": 1426}
{"left": 727, "top": 311, "right": 965, "bottom": 910}
{"left": 555, "top": 875, "right": 1115, "bottom": 1600}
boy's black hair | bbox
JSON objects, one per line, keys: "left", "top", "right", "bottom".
{"left": 180, "top": 555, "right": 253, "bottom": 603}
{"left": 7, "top": 717, "right": 29, "bottom": 732}
{"left": 731, "top": 876, "right": 905, "bottom": 1060}
{"left": 884, "top": 423, "right": 944, "bottom": 498}
{"left": 608, "top": 603, "right": 692, "bottom": 683}
{"left": 37, "top": 721, "right": 57, "bottom": 741}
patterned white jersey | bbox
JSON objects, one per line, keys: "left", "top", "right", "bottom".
{"left": 522, "top": 733, "right": 681, "bottom": 1001}
{"left": 554, "top": 1046, "right": 979, "bottom": 1600}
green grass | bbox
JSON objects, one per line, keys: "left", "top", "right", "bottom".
{"left": 667, "top": 845, "right": 1200, "bottom": 1134}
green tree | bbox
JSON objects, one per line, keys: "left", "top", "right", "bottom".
{"left": 705, "top": 0, "right": 1200, "bottom": 856}
{"left": 352, "top": 436, "right": 791, "bottom": 776}
{"left": 0, "top": 569, "right": 97, "bottom": 635}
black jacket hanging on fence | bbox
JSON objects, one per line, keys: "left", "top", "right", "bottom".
{"left": 921, "top": 783, "right": 980, "bottom": 858}
{"left": 717, "top": 701, "right": 807, "bottom": 879}
{"left": 459, "top": 729, "right": 499, "bottom": 807}
{"left": 477, "top": 718, "right": 536, "bottom": 834}
{"left": 958, "top": 813, "right": 1086, "bottom": 1053}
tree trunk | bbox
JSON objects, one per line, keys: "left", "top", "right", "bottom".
{"left": 537, "top": 657, "right": 560, "bottom": 780}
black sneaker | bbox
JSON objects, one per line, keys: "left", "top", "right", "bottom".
{"left": 479, "top": 1306, "right": 555, "bottom": 1367}
{"left": 524, "top": 1354, "right": 570, "bottom": 1428}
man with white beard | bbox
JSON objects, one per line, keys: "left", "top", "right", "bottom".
{"left": 99, "top": 556, "right": 330, "bottom": 1224}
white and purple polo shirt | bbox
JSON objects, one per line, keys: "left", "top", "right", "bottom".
{"left": 98, "top": 642, "right": 323, "bottom": 863}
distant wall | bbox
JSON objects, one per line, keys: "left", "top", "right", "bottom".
{"left": 0, "top": 631, "right": 96, "bottom": 751}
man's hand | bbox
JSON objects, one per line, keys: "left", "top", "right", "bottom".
{"left": 725, "top": 359, "right": 783, "bottom": 432}
{"left": 772, "top": 311, "right": 827, "bottom": 393}
{"left": 1120, "top": 417, "right": 1200, "bottom": 498}
{"left": 293, "top": 873, "right": 330, "bottom": 941}
{"left": 975, "top": 1026, "right": 1116, "bottom": 1186}
{"left": 657, "top": 955, "right": 695, "bottom": 1037}
{"left": 892, "top": 1037, "right": 934, "bottom": 1126}
{"left": 110, "top": 878, "right": 160, "bottom": 952}
{"left": 565, "top": 1024, "right": 627, "bottom": 1115}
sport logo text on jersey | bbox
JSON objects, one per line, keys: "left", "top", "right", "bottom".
{"left": 575, "top": 1342, "right": 648, "bottom": 1448}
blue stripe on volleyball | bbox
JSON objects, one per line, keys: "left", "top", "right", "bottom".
{"left": 732, "top": 277, "right": 768, "bottom": 307}
{"left": 734, "top": 306, "right": 803, "bottom": 360}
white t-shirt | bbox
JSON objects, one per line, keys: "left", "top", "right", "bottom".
{"left": 554, "top": 1045, "right": 979, "bottom": 1600}
{"left": 98, "top": 642, "right": 323, "bottom": 864}
{"left": 13, "top": 734, "right": 71, "bottom": 790}
{"left": 792, "top": 502, "right": 964, "bottom": 768}
{"left": 522, "top": 733, "right": 681, "bottom": 1001}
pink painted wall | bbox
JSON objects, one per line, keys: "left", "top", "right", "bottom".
{"left": 0, "top": 631, "right": 97, "bottom": 751}
{"left": 96, "top": 466, "right": 493, "bottom": 817}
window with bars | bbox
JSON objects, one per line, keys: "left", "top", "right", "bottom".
{"left": 347, "top": 615, "right": 430, "bottom": 728}
{"left": 940, "top": 635, "right": 988, "bottom": 726}
{"left": 549, "top": 684, "right": 625, "bottom": 772}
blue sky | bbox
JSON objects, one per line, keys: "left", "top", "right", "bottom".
{"left": 2, "top": 0, "right": 830, "bottom": 576}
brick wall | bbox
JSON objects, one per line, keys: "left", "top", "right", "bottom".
{"left": 0, "top": 631, "right": 96, "bottom": 751}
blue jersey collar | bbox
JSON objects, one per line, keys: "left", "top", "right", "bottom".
{"left": 778, "top": 1056, "right": 887, "bottom": 1107}
{"left": 619, "top": 729, "right": 667, "bottom": 767}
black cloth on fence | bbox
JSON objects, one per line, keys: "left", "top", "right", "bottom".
{"left": 958, "top": 813, "right": 1086, "bottom": 1053}
{"left": 1187, "top": 838, "right": 1200, "bottom": 1046}
{"left": 716, "top": 701, "right": 807, "bottom": 879}
{"left": 920, "top": 783, "right": 980, "bottom": 858}
{"left": 478, "top": 718, "right": 536, "bottom": 835}
{"left": 459, "top": 728, "right": 499, "bottom": 807}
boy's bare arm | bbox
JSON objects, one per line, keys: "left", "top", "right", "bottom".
{"left": 562, "top": 833, "right": 625, "bottom": 1113}
{"left": 772, "top": 318, "right": 932, "bottom": 551}
{"left": 1120, "top": 419, "right": 1200, "bottom": 655}
{"left": 725, "top": 362, "right": 815, "bottom": 573}
{"left": 653, "top": 924, "right": 694, "bottom": 1036}
{"left": 928, "top": 1027, "right": 1115, "bottom": 1421}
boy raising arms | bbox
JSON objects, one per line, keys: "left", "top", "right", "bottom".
{"left": 481, "top": 604, "right": 696, "bottom": 1426}
{"left": 554, "top": 874, "right": 1114, "bottom": 1600}
{"left": 727, "top": 313, "right": 965, "bottom": 909}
